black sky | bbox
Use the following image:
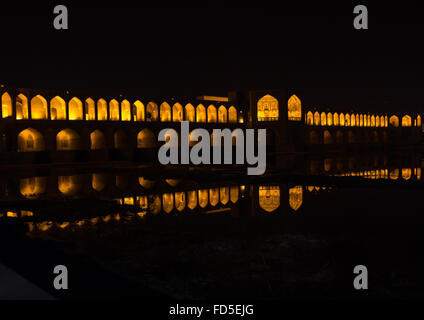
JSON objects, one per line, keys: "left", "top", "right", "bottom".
{"left": 0, "top": 1, "right": 423, "bottom": 113}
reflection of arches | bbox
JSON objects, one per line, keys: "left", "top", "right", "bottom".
{"left": 309, "top": 131, "right": 319, "bottom": 144}
{"left": 146, "top": 102, "right": 159, "bottom": 121}
{"left": 90, "top": 130, "right": 106, "bottom": 150}
{"left": 121, "top": 100, "right": 131, "bottom": 121}
{"left": 287, "top": 94, "right": 301, "bottom": 121}
{"left": 259, "top": 186, "right": 280, "bottom": 212}
{"left": 20, "top": 177, "right": 46, "bottom": 199}
{"left": 85, "top": 98, "right": 96, "bottom": 120}
{"left": 109, "top": 99, "right": 120, "bottom": 121}
{"left": 218, "top": 105, "right": 227, "bottom": 123}
{"left": 230, "top": 186, "right": 239, "bottom": 203}
{"left": 56, "top": 129, "right": 81, "bottom": 150}
{"left": 138, "top": 177, "right": 156, "bottom": 189}
{"left": 313, "top": 112, "right": 320, "bottom": 125}
{"left": 1, "top": 92, "right": 12, "bottom": 118}
{"left": 389, "top": 115, "right": 399, "bottom": 127}
{"left": 97, "top": 99, "right": 108, "bottom": 120}
{"left": 16, "top": 94, "right": 29, "bottom": 120}
{"left": 69, "top": 97, "right": 83, "bottom": 120}
{"left": 207, "top": 105, "right": 217, "bottom": 123}
{"left": 162, "top": 193, "right": 174, "bottom": 213}
{"left": 114, "top": 130, "right": 128, "bottom": 149}
{"left": 220, "top": 187, "right": 229, "bottom": 205}
{"left": 187, "top": 190, "right": 197, "bottom": 210}
{"left": 134, "top": 100, "right": 145, "bottom": 121}
{"left": 401, "top": 115, "right": 411, "bottom": 127}
{"left": 257, "top": 94, "right": 279, "bottom": 121}
{"left": 160, "top": 102, "right": 171, "bottom": 122}
{"left": 228, "top": 106, "right": 237, "bottom": 123}
{"left": 50, "top": 96, "right": 66, "bottom": 120}
{"left": 175, "top": 192, "right": 186, "bottom": 211}
{"left": 17, "top": 128, "right": 45, "bottom": 152}
{"left": 323, "top": 130, "right": 332, "bottom": 144}
{"left": 31, "top": 95, "right": 48, "bottom": 119}
{"left": 172, "top": 103, "right": 183, "bottom": 122}
{"left": 306, "top": 111, "right": 313, "bottom": 125}
{"left": 198, "top": 189, "right": 208, "bottom": 208}
{"left": 289, "top": 186, "right": 303, "bottom": 211}
{"left": 196, "top": 104, "right": 206, "bottom": 122}
{"left": 137, "top": 129, "right": 156, "bottom": 148}
{"left": 209, "top": 188, "right": 219, "bottom": 206}
{"left": 185, "top": 104, "right": 195, "bottom": 122}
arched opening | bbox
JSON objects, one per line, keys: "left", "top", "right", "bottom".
{"left": 306, "top": 111, "right": 313, "bottom": 125}
{"left": 1, "top": 92, "right": 12, "bottom": 118}
{"left": 228, "top": 106, "right": 237, "bottom": 123}
{"left": 58, "top": 175, "right": 81, "bottom": 196}
{"left": 196, "top": 104, "right": 206, "bottom": 122}
{"left": 323, "top": 130, "right": 332, "bottom": 144}
{"left": 109, "top": 99, "right": 120, "bottom": 121}
{"left": 371, "top": 115, "right": 376, "bottom": 127}
{"left": 287, "top": 94, "right": 301, "bottom": 121}
{"left": 16, "top": 94, "right": 29, "bottom": 120}
{"left": 172, "top": 103, "right": 183, "bottom": 122}
{"left": 17, "top": 128, "right": 45, "bottom": 151}
{"left": 327, "top": 113, "right": 333, "bottom": 126}
{"left": 207, "top": 104, "right": 217, "bottom": 123}
{"left": 137, "top": 129, "right": 156, "bottom": 148}
{"left": 359, "top": 114, "right": 364, "bottom": 127}
{"left": 417, "top": 115, "right": 422, "bottom": 127}
{"left": 56, "top": 129, "right": 81, "bottom": 150}
{"left": 69, "top": 97, "right": 83, "bottom": 120}
{"left": 355, "top": 114, "right": 359, "bottom": 126}
{"left": 402, "top": 168, "right": 412, "bottom": 180}
{"left": 121, "top": 100, "right": 131, "bottom": 121}
{"left": 289, "top": 186, "right": 303, "bottom": 211}
{"left": 31, "top": 95, "right": 48, "bottom": 119}
{"left": 340, "top": 113, "right": 345, "bottom": 126}
{"left": 401, "top": 115, "right": 411, "bottom": 127}
{"left": 50, "top": 96, "right": 66, "bottom": 120}
{"left": 97, "top": 99, "right": 108, "bottom": 120}
{"left": 309, "top": 131, "right": 319, "bottom": 144}
{"left": 257, "top": 94, "right": 279, "bottom": 121}
{"left": 389, "top": 115, "right": 399, "bottom": 127}
{"left": 336, "top": 131, "right": 343, "bottom": 144}
{"left": 313, "top": 111, "right": 320, "bottom": 125}
{"left": 320, "top": 112, "right": 327, "bottom": 126}
{"left": 92, "top": 173, "right": 106, "bottom": 192}
{"left": 85, "top": 98, "right": 96, "bottom": 120}
{"left": 20, "top": 177, "right": 46, "bottom": 199}
{"left": 259, "top": 186, "right": 280, "bottom": 213}
{"left": 376, "top": 116, "right": 380, "bottom": 127}
{"left": 145, "top": 102, "right": 158, "bottom": 121}
{"left": 218, "top": 105, "right": 227, "bottom": 123}
{"left": 333, "top": 113, "right": 339, "bottom": 126}
{"left": 160, "top": 102, "right": 171, "bottom": 122}
{"left": 114, "top": 130, "right": 128, "bottom": 149}
{"left": 185, "top": 103, "right": 195, "bottom": 122}
{"left": 345, "top": 114, "right": 350, "bottom": 126}
{"left": 133, "top": 100, "right": 145, "bottom": 121}
{"left": 90, "top": 130, "right": 106, "bottom": 150}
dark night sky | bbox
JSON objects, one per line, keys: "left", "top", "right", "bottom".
{"left": 0, "top": 1, "right": 423, "bottom": 113}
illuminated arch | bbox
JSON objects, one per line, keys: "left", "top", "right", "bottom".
{"left": 323, "top": 130, "right": 332, "bottom": 144}
{"left": 218, "top": 105, "right": 227, "bottom": 123}
{"left": 309, "top": 131, "right": 319, "bottom": 144}
{"left": 160, "top": 102, "right": 171, "bottom": 122}
{"left": 16, "top": 94, "right": 29, "bottom": 120}
{"left": 289, "top": 186, "right": 303, "bottom": 211}
{"left": 172, "top": 103, "right": 183, "bottom": 122}
{"left": 345, "top": 114, "right": 350, "bottom": 126}
{"left": 220, "top": 187, "right": 229, "bottom": 205}
{"left": 313, "top": 112, "right": 320, "bottom": 125}
{"left": 175, "top": 192, "right": 186, "bottom": 211}
{"left": 31, "top": 95, "right": 48, "bottom": 120}
{"left": 17, "top": 128, "right": 45, "bottom": 152}
{"left": 146, "top": 102, "right": 159, "bottom": 121}
{"left": 90, "top": 130, "right": 106, "bottom": 150}
{"left": 185, "top": 103, "right": 195, "bottom": 122}
{"left": 92, "top": 173, "right": 106, "bottom": 192}
{"left": 333, "top": 113, "right": 339, "bottom": 126}
{"left": 402, "top": 168, "right": 412, "bottom": 180}
{"left": 320, "top": 112, "right": 327, "bottom": 126}
{"left": 121, "top": 100, "right": 131, "bottom": 121}
{"left": 230, "top": 186, "right": 239, "bottom": 203}
{"left": 367, "top": 115, "right": 371, "bottom": 127}
{"left": 390, "top": 169, "right": 399, "bottom": 180}
{"left": 1, "top": 92, "right": 12, "bottom": 118}
{"left": 20, "top": 177, "right": 46, "bottom": 199}
{"left": 97, "top": 99, "right": 108, "bottom": 120}
{"left": 359, "top": 114, "right": 364, "bottom": 127}
{"left": 351, "top": 114, "right": 356, "bottom": 126}
{"left": 50, "top": 96, "right": 66, "bottom": 120}
{"left": 326, "top": 113, "right": 333, "bottom": 126}
{"left": 376, "top": 115, "right": 380, "bottom": 127}
{"left": 306, "top": 111, "right": 313, "bottom": 125}
{"left": 196, "top": 104, "right": 206, "bottom": 122}
{"left": 228, "top": 106, "right": 237, "bottom": 123}
{"left": 259, "top": 186, "right": 280, "bottom": 213}
{"left": 109, "top": 99, "right": 120, "bottom": 121}
{"left": 187, "top": 190, "right": 197, "bottom": 210}
{"left": 384, "top": 115, "right": 388, "bottom": 127}
{"left": 287, "top": 94, "right": 301, "bottom": 121}
{"left": 85, "top": 98, "right": 95, "bottom": 120}
{"left": 401, "top": 115, "right": 411, "bottom": 127}
{"left": 257, "top": 94, "right": 279, "bottom": 121}
{"left": 68, "top": 97, "right": 83, "bottom": 120}
{"left": 133, "top": 100, "right": 145, "bottom": 121}
{"left": 417, "top": 115, "right": 422, "bottom": 127}
{"left": 371, "top": 115, "right": 375, "bottom": 127}
{"left": 162, "top": 193, "right": 174, "bottom": 213}
{"left": 207, "top": 104, "right": 217, "bottom": 123}
{"left": 58, "top": 175, "right": 81, "bottom": 196}
{"left": 137, "top": 129, "right": 156, "bottom": 148}
{"left": 56, "top": 129, "right": 81, "bottom": 150}
{"left": 389, "top": 115, "right": 399, "bottom": 127}
{"left": 209, "top": 188, "right": 219, "bottom": 206}
{"left": 198, "top": 189, "right": 208, "bottom": 208}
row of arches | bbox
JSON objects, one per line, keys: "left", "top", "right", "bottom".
{"left": 256, "top": 94, "right": 302, "bottom": 122}
{"left": 305, "top": 111, "right": 422, "bottom": 128}
{"left": 2, "top": 92, "right": 239, "bottom": 123}
{"left": 335, "top": 168, "right": 421, "bottom": 180}
{"left": 309, "top": 129, "right": 387, "bottom": 145}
